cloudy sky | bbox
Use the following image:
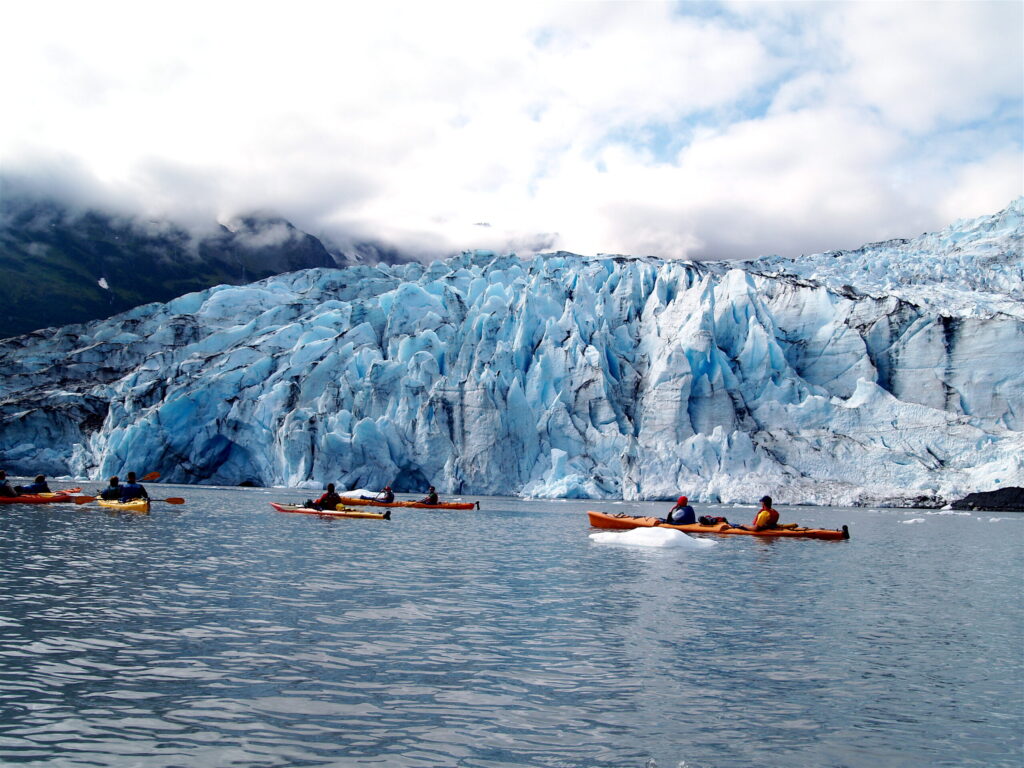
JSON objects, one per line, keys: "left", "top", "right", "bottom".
{"left": 2, "top": 0, "right": 1021, "bottom": 260}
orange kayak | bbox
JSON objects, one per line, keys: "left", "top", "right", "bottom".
{"left": 270, "top": 502, "right": 391, "bottom": 520}
{"left": 0, "top": 488, "right": 82, "bottom": 505}
{"left": 335, "top": 496, "right": 479, "bottom": 510}
{"left": 587, "top": 510, "right": 849, "bottom": 540}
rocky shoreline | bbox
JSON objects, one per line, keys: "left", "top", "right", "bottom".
{"left": 949, "top": 487, "right": 1024, "bottom": 512}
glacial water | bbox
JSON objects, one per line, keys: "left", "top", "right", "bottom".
{"left": 0, "top": 486, "right": 1021, "bottom": 768}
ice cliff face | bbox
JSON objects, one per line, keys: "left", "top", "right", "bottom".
{"left": 1, "top": 201, "right": 1022, "bottom": 505}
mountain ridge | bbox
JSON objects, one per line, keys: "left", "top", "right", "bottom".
{"left": 0, "top": 192, "right": 414, "bottom": 338}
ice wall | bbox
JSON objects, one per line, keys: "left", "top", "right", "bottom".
{"left": 1, "top": 202, "right": 1021, "bottom": 505}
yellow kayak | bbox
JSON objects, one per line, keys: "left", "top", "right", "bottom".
{"left": 97, "top": 498, "right": 151, "bottom": 514}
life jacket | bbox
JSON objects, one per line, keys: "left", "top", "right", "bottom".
{"left": 316, "top": 492, "right": 342, "bottom": 508}
{"left": 668, "top": 505, "right": 696, "bottom": 525}
{"left": 120, "top": 483, "right": 147, "bottom": 501}
{"left": 99, "top": 486, "right": 121, "bottom": 500}
{"left": 753, "top": 508, "right": 779, "bottom": 529}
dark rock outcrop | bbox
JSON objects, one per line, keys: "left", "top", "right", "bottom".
{"left": 950, "top": 487, "right": 1024, "bottom": 511}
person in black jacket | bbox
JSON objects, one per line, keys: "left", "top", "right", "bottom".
{"left": 119, "top": 472, "right": 149, "bottom": 502}
{"left": 361, "top": 486, "right": 394, "bottom": 503}
{"left": 664, "top": 495, "right": 696, "bottom": 525}
{"left": 98, "top": 476, "right": 121, "bottom": 500}
{"left": 15, "top": 475, "right": 50, "bottom": 495}
{"left": 0, "top": 470, "right": 17, "bottom": 497}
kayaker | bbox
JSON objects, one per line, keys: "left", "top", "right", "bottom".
{"left": 15, "top": 475, "right": 50, "bottom": 494}
{"left": 663, "top": 495, "right": 696, "bottom": 525}
{"left": 361, "top": 486, "right": 394, "bottom": 503}
{"left": 311, "top": 483, "right": 342, "bottom": 510}
{"left": 119, "top": 472, "right": 150, "bottom": 502}
{"left": 750, "top": 496, "right": 780, "bottom": 530}
{"left": 417, "top": 486, "right": 439, "bottom": 505}
{"left": 0, "top": 470, "right": 18, "bottom": 497}
{"left": 98, "top": 476, "right": 121, "bottom": 500}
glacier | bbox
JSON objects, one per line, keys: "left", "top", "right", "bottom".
{"left": 1, "top": 199, "right": 1022, "bottom": 506}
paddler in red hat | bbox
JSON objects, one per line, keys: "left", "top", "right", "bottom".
{"left": 664, "top": 494, "right": 696, "bottom": 525}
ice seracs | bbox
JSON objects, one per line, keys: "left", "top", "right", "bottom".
{"left": 1, "top": 201, "right": 1021, "bottom": 506}
{"left": 744, "top": 197, "right": 1024, "bottom": 319}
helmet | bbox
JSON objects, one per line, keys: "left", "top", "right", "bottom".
{"left": 677, "top": 496, "right": 688, "bottom": 505}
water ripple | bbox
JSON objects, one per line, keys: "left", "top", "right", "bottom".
{"left": 0, "top": 492, "right": 1021, "bottom": 766}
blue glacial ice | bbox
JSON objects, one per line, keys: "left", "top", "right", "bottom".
{"left": 0, "top": 200, "right": 1021, "bottom": 506}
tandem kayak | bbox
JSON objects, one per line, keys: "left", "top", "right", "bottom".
{"left": 97, "top": 498, "right": 151, "bottom": 513}
{"left": 587, "top": 510, "right": 849, "bottom": 540}
{"left": 0, "top": 488, "right": 82, "bottom": 505}
{"left": 270, "top": 502, "right": 391, "bottom": 520}
{"left": 335, "top": 496, "right": 479, "bottom": 510}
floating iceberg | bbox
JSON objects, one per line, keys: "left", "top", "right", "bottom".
{"left": 589, "top": 528, "right": 716, "bottom": 548}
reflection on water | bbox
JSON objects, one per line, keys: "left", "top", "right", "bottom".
{"left": 1, "top": 488, "right": 1021, "bottom": 767}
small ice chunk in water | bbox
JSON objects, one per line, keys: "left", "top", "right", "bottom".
{"left": 901, "top": 518, "right": 926, "bottom": 524}
{"left": 589, "top": 528, "right": 716, "bottom": 548}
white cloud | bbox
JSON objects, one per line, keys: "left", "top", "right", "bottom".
{"left": 939, "top": 149, "right": 1024, "bottom": 224}
{"left": 1, "top": 0, "right": 1020, "bottom": 260}
{"left": 829, "top": 1, "right": 1024, "bottom": 133}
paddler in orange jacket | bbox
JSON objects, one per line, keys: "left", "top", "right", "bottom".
{"left": 750, "top": 495, "right": 780, "bottom": 530}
